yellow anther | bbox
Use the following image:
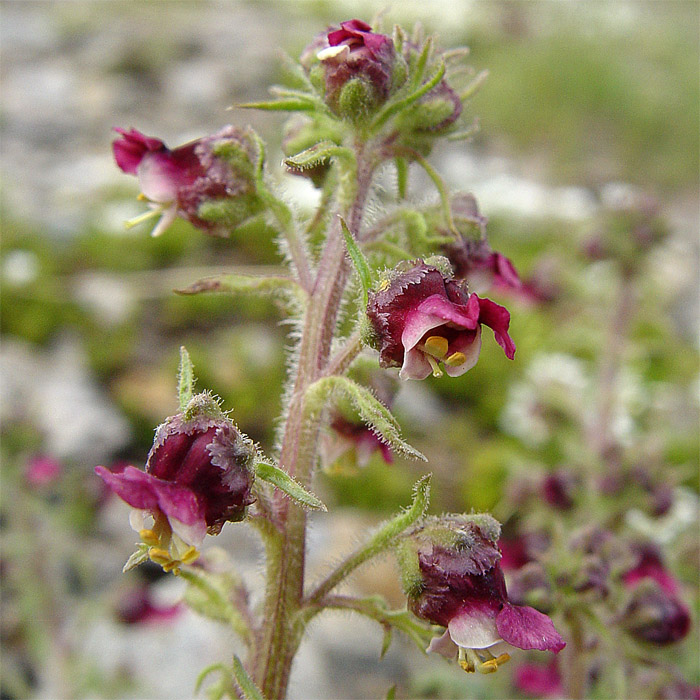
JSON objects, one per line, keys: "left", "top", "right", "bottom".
{"left": 458, "top": 648, "right": 476, "bottom": 673}
{"left": 180, "top": 546, "right": 200, "bottom": 564}
{"left": 172, "top": 567, "right": 182, "bottom": 576}
{"left": 423, "top": 335, "right": 449, "bottom": 359}
{"left": 162, "top": 559, "right": 180, "bottom": 573}
{"left": 444, "top": 351, "right": 467, "bottom": 367}
{"left": 148, "top": 547, "right": 171, "bottom": 565}
{"left": 137, "top": 193, "right": 148, "bottom": 201}
{"left": 426, "top": 355, "right": 443, "bottom": 378}
{"left": 377, "top": 278, "right": 391, "bottom": 291}
{"left": 494, "top": 653, "right": 511, "bottom": 667}
{"left": 477, "top": 659, "right": 499, "bottom": 674}
{"left": 139, "top": 529, "right": 160, "bottom": 546}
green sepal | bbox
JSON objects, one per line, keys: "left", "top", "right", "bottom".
{"left": 284, "top": 141, "right": 353, "bottom": 174}
{"left": 340, "top": 217, "right": 372, "bottom": 306}
{"left": 255, "top": 461, "right": 327, "bottom": 511}
{"left": 371, "top": 59, "right": 446, "bottom": 132}
{"left": 122, "top": 543, "right": 149, "bottom": 573}
{"left": 176, "top": 272, "right": 307, "bottom": 314}
{"left": 305, "top": 376, "right": 426, "bottom": 462}
{"left": 238, "top": 98, "right": 317, "bottom": 112}
{"left": 195, "top": 663, "right": 236, "bottom": 700}
{"left": 178, "top": 345, "right": 196, "bottom": 412}
{"left": 231, "top": 656, "right": 265, "bottom": 700}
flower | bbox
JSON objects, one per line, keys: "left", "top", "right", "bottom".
{"left": 24, "top": 455, "right": 62, "bottom": 487}
{"left": 320, "top": 414, "right": 393, "bottom": 474}
{"left": 304, "top": 19, "right": 398, "bottom": 116}
{"left": 621, "top": 544, "right": 691, "bottom": 645}
{"left": 397, "top": 514, "right": 565, "bottom": 674}
{"left": 513, "top": 660, "right": 563, "bottom": 698}
{"left": 112, "top": 125, "right": 260, "bottom": 237}
{"left": 95, "top": 393, "right": 256, "bottom": 572}
{"left": 365, "top": 259, "right": 515, "bottom": 380}
{"left": 115, "top": 584, "right": 181, "bottom": 625}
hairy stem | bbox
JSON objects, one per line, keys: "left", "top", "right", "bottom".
{"left": 253, "top": 144, "right": 374, "bottom": 699}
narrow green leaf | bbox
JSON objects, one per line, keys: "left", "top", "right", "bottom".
{"left": 232, "top": 656, "right": 265, "bottom": 700}
{"left": 306, "top": 377, "right": 426, "bottom": 462}
{"left": 237, "top": 99, "right": 317, "bottom": 112}
{"left": 195, "top": 663, "right": 234, "bottom": 696}
{"left": 459, "top": 69, "right": 489, "bottom": 101}
{"left": 381, "top": 627, "right": 393, "bottom": 659}
{"left": 178, "top": 346, "right": 195, "bottom": 411}
{"left": 339, "top": 218, "right": 372, "bottom": 306}
{"left": 385, "top": 685, "right": 397, "bottom": 700}
{"left": 408, "top": 37, "right": 433, "bottom": 90}
{"left": 255, "top": 462, "right": 327, "bottom": 511}
{"left": 371, "top": 59, "right": 446, "bottom": 131}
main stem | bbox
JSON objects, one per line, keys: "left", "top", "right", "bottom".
{"left": 254, "top": 145, "right": 372, "bottom": 699}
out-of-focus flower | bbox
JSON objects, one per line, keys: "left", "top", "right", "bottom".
{"left": 303, "top": 19, "right": 398, "bottom": 117}
{"left": 397, "top": 514, "right": 564, "bottom": 674}
{"left": 95, "top": 393, "right": 256, "bottom": 572}
{"left": 621, "top": 545, "right": 691, "bottom": 645}
{"left": 365, "top": 259, "right": 515, "bottom": 380}
{"left": 24, "top": 455, "right": 62, "bottom": 487}
{"left": 115, "top": 584, "right": 181, "bottom": 625}
{"left": 112, "top": 126, "right": 261, "bottom": 237}
{"left": 513, "top": 659, "right": 563, "bottom": 698}
{"left": 320, "top": 415, "right": 393, "bottom": 474}
{"left": 542, "top": 469, "right": 578, "bottom": 510}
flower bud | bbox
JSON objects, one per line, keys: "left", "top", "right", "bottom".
{"left": 541, "top": 469, "right": 578, "bottom": 510}
{"left": 396, "top": 514, "right": 564, "bottom": 675}
{"left": 365, "top": 259, "right": 515, "bottom": 380}
{"left": 112, "top": 126, "right": 262, "bottom": 237}
{"left": 303, "top": 19, "right": 399, "bottom": 119}
{"left": 95, "top": 393, "right": 256, "bottom": 569}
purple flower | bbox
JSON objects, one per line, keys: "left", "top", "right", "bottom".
{"left": 24, "top": 455, "right": 62, "bottom": 487}
{"left": 400, "top": 515, "right": 564, "bottom": 674}
{"left": 95, "top": 394, "right": 256, "bottom": 569}
{"left": 513, "top": 660, "right": 563, "bottom": 698}
{"left": 621, "top": 545, "right": 691, "bottom": 645}
{"left": 112, "top": 126, "right": 259, "bottom": 237}
{"left": 541, "top": 470, "right": 577, "bottom": 510}
{"left": 320, "top": 414, "right": 393, "bottom": 473}
{"left": 366, "top": 260, "right": 515, "bottom": 380}
{"left": 115, "top": 584, "right": 181, "bottom": 626}
{"left": 306, "top": 19, "right": 397, "bottom": 115}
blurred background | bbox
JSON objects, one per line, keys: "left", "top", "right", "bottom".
{"left": 1, "top": 1, "right": 698, "bottom": 698}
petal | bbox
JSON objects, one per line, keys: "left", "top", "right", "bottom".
{"left": 443, "top": 327, "right": 482, "bottom": 377}
{"left": 95, "top": 465, "right": 160, "bottom": 511}
{"left": 476, "top": 295, "right": 516, "bottom": 359}
{"left": 137, "top": 153, "right": 181, "bottom": 203}
{"left": 399, "top": 347, "right": 433, "bottom": 380}
{"left": 447, "top": 603, "right": 502, "bottom": 650}
{"left": 426, "top": 628, "right": 458, "bottom": 659}
{"left": 495, "top": 604, "right": 566, "bottom": 652}
{"left": 112, "top": 128, "right": 165, "bottom": 175}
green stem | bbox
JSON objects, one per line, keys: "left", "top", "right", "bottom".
{"left": 252, "top": 143, "right": 374, "bottom": 699}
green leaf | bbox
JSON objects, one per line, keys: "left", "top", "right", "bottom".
{"left": 231, "top": 656, "right": 265, "bottom": 700}
{"left": 178, "top": 346, "right": 196, "bottom": 411}
{"left": 195, "top": 663, "right": 235, "bottom": 699}
{"left": 122, "top": 543, "right": 149, "bottom": 573}
{"left": 237, "top": 98, "right": 317, "bottom": 112}
{"left": 340, "top": 217, "right": 372, "bottom": 306}
{"left": 385, "top": 685, "right": 397, "bottom": 700}
{"left": 176, "top": 273, "right": 306, "bottom": 314}
{"left": 255, "top": 461, "right": 327, "bottom": 511}
{"left": 306, "top": 376, "right": 426, "bottom": 462}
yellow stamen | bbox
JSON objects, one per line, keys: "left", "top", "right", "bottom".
{"left": 137, "top": 193, "right": 148, "bottom": 201}
{"left": 423, "top": 335, "right": 449, "bottom": 359}
{"left": 377, "top": 279, "right": 391, "bottom": 292}
{"left": 494, "top": 653, "right": 511, "bottom": 667}
{"left": 477, "top": 659, "right": 499, "bottom": 674}
{"left": 458, "top": 647, "right": 475, "bottom": 673}
{"left": 139, "top": 529, "right": 160, "bottom": 546}
{"left": 426, "top": 355, "right": 443, "bottom": 378}
{"left": 444, "top": 351, "right": 467, "bottom": 367}
{"left": 162, "top": 559, "right": 180, "bottom": 573}
{"left": 148, "top": 548, "right": 171, "bottom": 565}
{"left": 124, "top": 207, "right": 161, "bottom": 230}
{"left": 180, "top": 546, "right": 200, "bottom": 564}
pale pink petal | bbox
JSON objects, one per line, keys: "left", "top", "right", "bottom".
{"left": 137, "top": 153, "right": 180, "bottom": 203}
{"left": 447, "top": 605, "right": 502, "bottom": 650}
{"left": 426, "top": 628, "right": 458, "bottom": 659}
{"left": 399, "top": 347, "right": 433, "bottom": 380}
{"left": 443, "top": 327, "right": 482, "bottom": 377}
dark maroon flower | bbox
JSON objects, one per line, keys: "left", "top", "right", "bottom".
{"left": 320, "top": 415, "right": 393, "bottom": 473}
{"left": 513, "top": 660, "right": 563, "bottom": 698}
{"left": 95, "top": 394, "right": 256, "bottom": 559}
{"left": 621, "top": 545, "right": 691, "bottom": 645}
{"left": 399, "top": 515, "right": 564, "bottom": 674}
{"left": 366, "top": 260, "right": 515, "bottom": 380}
{"left": 307, "top": 19, "right": 397, "bottom": 115}
{"left": 112, "top": 126, "right": 260, "bottom": 237}
{"left": 542, "top": 470, "right": 577, "bottom": 510}
{"left": 24, "top": 455, "right": 62, "bottom": 487}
